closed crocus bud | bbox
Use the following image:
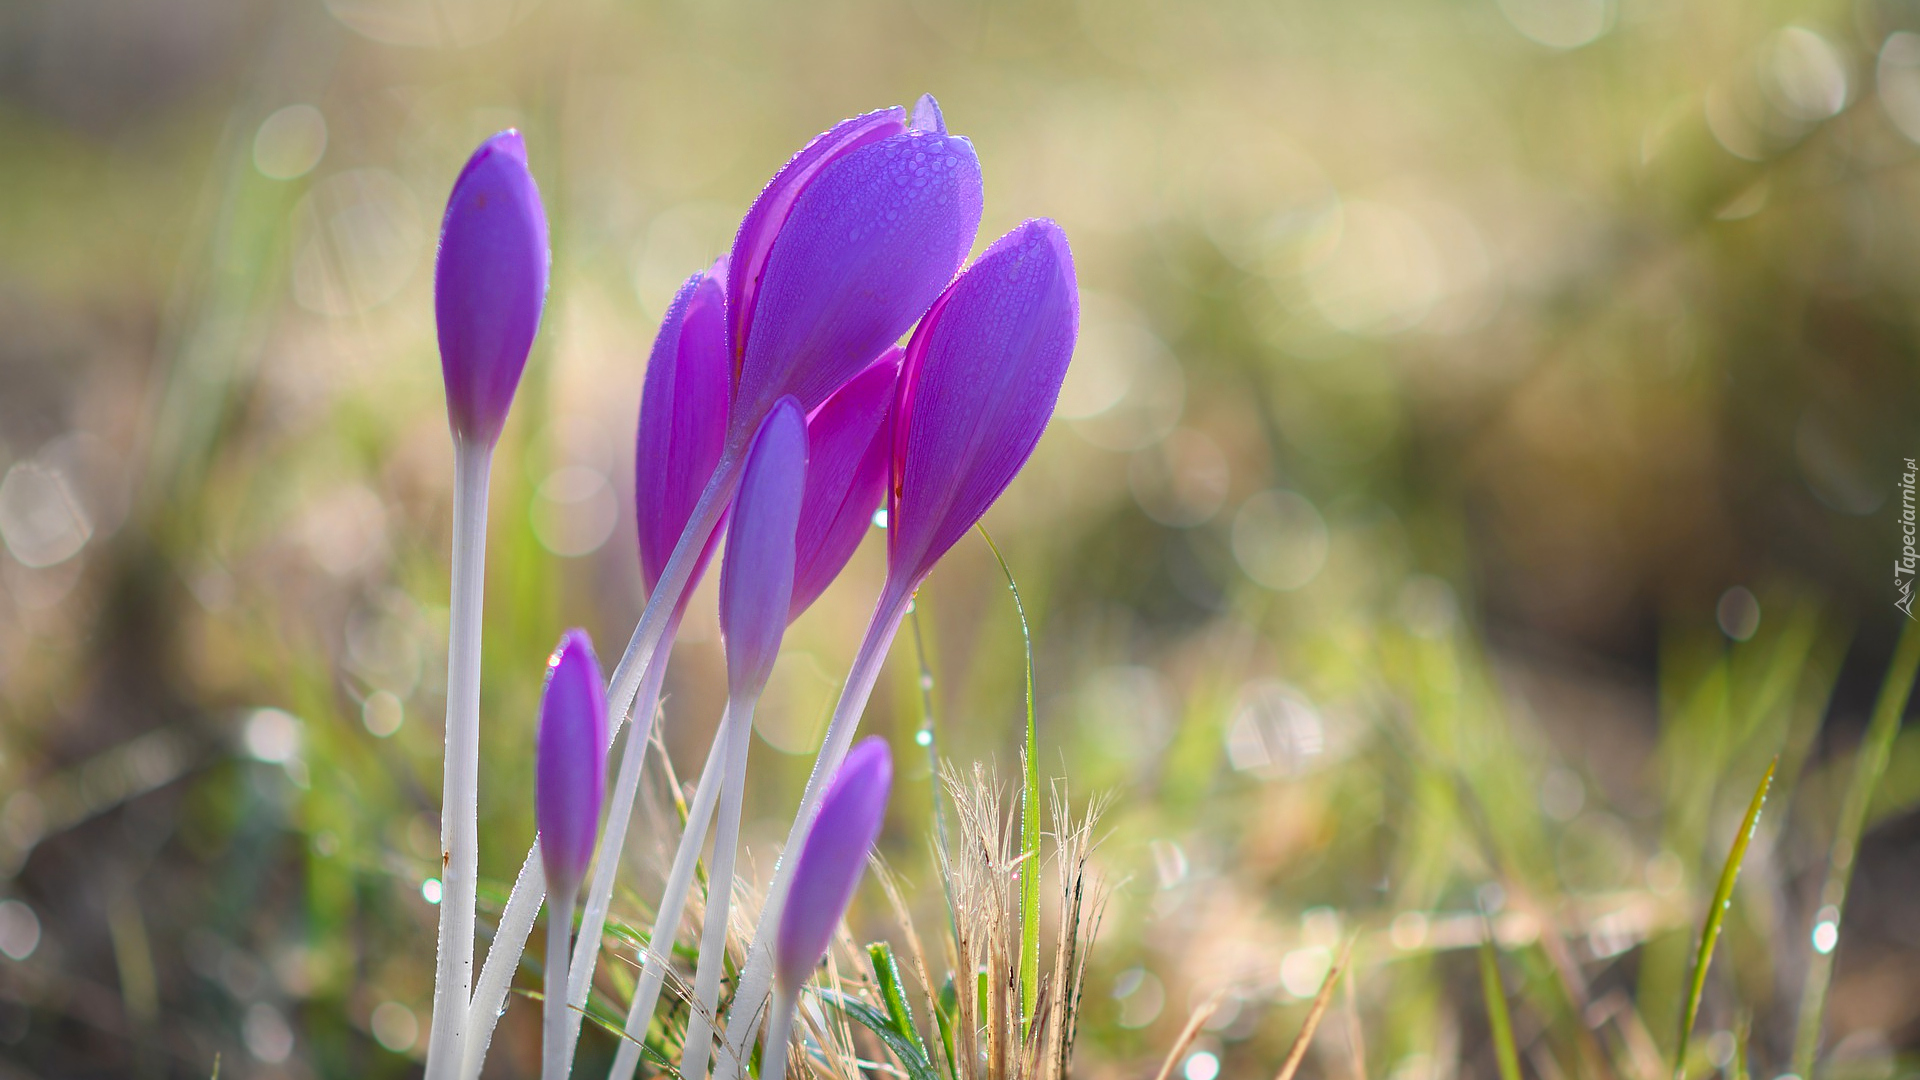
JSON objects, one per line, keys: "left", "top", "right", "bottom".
{"left": 636, "top": 260, "right": 732, "bottom": 598}
{"left": 719, "top": 398, "right": 808, "bottom": 699}
{"left": 536, "top": 631, "right": 609, "bottom": 896}
{"left": 775, "top": 737, "right": 892, "bottom": 992}
{"left": 726, "top": 97, "right": 982, "bottom": 444}
{"left": 788, "top": 350, "right": 899, "bottom": 621}
{"left": 886, "top": 220, "right": 1079, "bottom": 592}
{"left": 436, "top": 130, "right": 551, "bottom": 447}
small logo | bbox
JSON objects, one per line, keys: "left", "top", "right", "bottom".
{"left": 1898, "top": 458, "right": 1917, "bottom": 619}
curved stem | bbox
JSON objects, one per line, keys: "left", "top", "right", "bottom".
{"left": 425, "top": 439, "right": 493, "bottom": 1080}
{"left": 713, "top": 585, "right": 911, "bottom": 1080}
{"left": 607, "top": 708, "right": 735, "bottom": 1080}
{"left": 676, "top": 697, "right": 758, "bottom": 1080}
{"left": 461, "top": 840, "right": 546, "bottom": 1080}
{"left": 543, "top": 880, "right": 581, "bottom": 1080}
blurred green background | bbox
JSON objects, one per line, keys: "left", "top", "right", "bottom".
{"left": 4, "top": 0, "right": 1920, "bottom": 1076}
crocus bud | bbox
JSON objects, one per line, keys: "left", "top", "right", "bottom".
{"left": 727, "top": 98, "right": 982, "bottom": 444}
{"left": 775, "top": 737, "right": 891, "bottom": 992}
{"left": 436, "top": 130, "right": 551, "bottom": 447}
{"left": 636, "top": 260, "right": 732, "bottom": 597}
{"left": 887, "top": 220, "right": 1079, "bottom": 591}
{"left": 719, "top": 398, "right": 808, "bottom": 699}
{"left": 536, "top": 630, "right": 609, "bottom": 896}
{"left": 789, "top": 350, "right": 899, "bottom": 621}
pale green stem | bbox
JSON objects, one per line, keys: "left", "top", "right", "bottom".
{"left": 606, "top": 708, "right": 734, "bottom": 1080}
{"left": 425, "top": 438, "right": 492, "bottom": 1080}
{"left": 677, "top": 695, "right": 760, "bottom": 1080}
{"left": 1791, "top": 618, "right": 1920, "bottom": 1075}
{"left": 543, "top": 879, "right": 580, "bottom": 1080}
{"left": 713, "top": 586, "right": 911, "bottom": 1080}
{"left": 760, "top": 986, "right": 798, "bottom": 1080}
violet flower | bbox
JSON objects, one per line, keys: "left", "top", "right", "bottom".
{"left": 674, "top": 399, "right": 810, "bottom": 1080}
{"left": 533, "top": 630, "right": 607, "bottom": 1080}
{"left": 791, "top": 349, "right": 900, "bottom": 620}
{"left": 636, "top": 261, "right": 733, "bottom": 598}
{"left": 716, "top": 222, "right": 1079, "bottom": 1080}
{"left": 719, "top": 398, "right": 809, "bottom": 698}
{"left": 727, "top": 95, "right": 980, "bottom": 440}
{"left": 760, "top": 737, "right": 893, "bottom": 1080}
{"left": 535, "top": 631, "right": 608, "bottom": 895}
{"left": 436, "top": 130, "right": 550, "bottom": 448}
{"left": 596, "top": 96, "right": 981, "bottom": 791}
{"left": 884, "top": 218, "right": 1080, "bottom": 594}
{"left": 425, "top": 128, "right": 550, "bottom": 1080}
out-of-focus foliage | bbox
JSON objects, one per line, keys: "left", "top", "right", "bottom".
{"left": 3, "top": 0, "right": 1920, "bottom": 1076}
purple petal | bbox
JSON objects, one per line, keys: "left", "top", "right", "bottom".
{"left": 789, "top": 350, "right": 899, "bottom": 621}
{"left": 909, "top": 94, "right": 946, "bottom": 135}
{"left": 729, "top": 108, "right": 907, "bottom": 373}
{"left": 636, "top": 260, "right": 732, "bottom": 597}
{"left": 888, "top": 221, "right": 1079, "bottom": 588}
{"left": 536, "top": 630, "right": 609, "bottom": 894}
{"left": 436, "top": 130, "right": 550, "bottom": 446}
{"left": 719, "top": 398, "right": 808, "bottom": 698}
{"left": 775, "top": 737, "right": 891, "bottom": 991}
{"left": 731, "top": 129, "right": 984, "bottom": 440}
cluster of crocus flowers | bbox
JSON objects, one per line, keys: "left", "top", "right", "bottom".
{"left": 420, "top": 94, "right": 1079, "bottom": 1080}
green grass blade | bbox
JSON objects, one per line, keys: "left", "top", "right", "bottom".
{"left": 1479, "top": 941, "right": 1523, "bottom": 1080}
{"left": 817, "top": 989, "right": 943, "bottom": 1080}
{"left": 1675, "top": 756, "right": 1777, "bottom": 1080}
{"left": 1792, "top": 617, "right": 1920, "bottom": 1076}
{"left": 870, "top": 941, "right": 933, "bottom": 1063}
{"left": 979, "top": 525, "right": 1041, "bottom": 1034}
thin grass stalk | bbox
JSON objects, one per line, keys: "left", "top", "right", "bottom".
{"left": 1479, "top": 942, "right": 1522, "bottom": 1080}
{"left": 1152, "top": 993, "right": 1224, "bottom": 1080}
{"left": 1675, "top": 758, "right": 1775, "bottom": 1080}
{"left": 608, "top": 709, "right": 735, "bottom": 1080}
{"left": 978, "top": 529, "right": 1043, "bottom": 1037}
{"left": 678, "top": 700, "right": 761, "bottom": 1080}
{"left": 1272, "top": 937, "right": 1353, "bottom": 1080}
{"left": 1791, "top": 618, "right": 1920, "bottom": 1076}
{"left": 544, "top": 880, "right": 580, "bottom": 1080}
{"left": 425, "top": 439, "right": 493, "bottom": 1080}
{"left": 714, "top": 589, "right": 913, "bottom": 1080}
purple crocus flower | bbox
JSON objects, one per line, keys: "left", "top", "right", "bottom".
{"left": 726, "top": 96, "right": 982, "bottom": 446}
{"left": 636, "top": 260, "right": 732, "bottom": 599}
{"left": 885, "top": 219, "right": 1079, "bottom": 594}
{"left": 436, "top": 130, "right": 550, "bottom": 447}
{"left": 535, "top": 630, "right": 609, "bottom": 897}
{"left": 774, "top": 736, "right": 892, "bottom": 991}
{"left": 789, "top": 350, "right": 899, "bottom": 621}
{"left": 719, "top": 399, "right": 808, "bottom": 697}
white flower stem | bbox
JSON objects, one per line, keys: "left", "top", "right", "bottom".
{"left": 760, "top": 986, "right": 799, "bottom": 1080}
{"left": 606, "top": 707, "right": 734, "bottom": 1080}
{"left": 713, "top": 586, "right": 911, "bottom": 1080}
{"left": 606, "top": 455, "right": 740, "bottom": 726}
{"left": 425, "top": 438, "right": 493, "bottom": 1080}
{"left": 543, "top": 878, "right": 581, "bottom": 1080}
{"left": 675, "top": 694, "right": 760, "bottom": 1080}
{"left": 461, "top": 839, "right": 545, "bottom": 1080}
